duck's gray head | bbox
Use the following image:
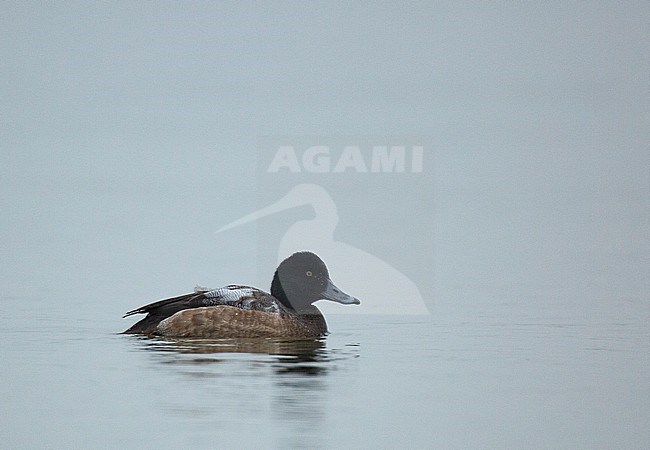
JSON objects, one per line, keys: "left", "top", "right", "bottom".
{"left": 271, "top": 251, "right": 360, "bottom": 312}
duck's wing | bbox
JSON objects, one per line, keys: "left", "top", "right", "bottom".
{"left": 201, "top": 285, "right": 280, "bottom": 313}
{"left": 122, "top": 285, "right": 280, "bottom": 334}
{"left": 123, "top": 290, "right": 207, "bottom": 318}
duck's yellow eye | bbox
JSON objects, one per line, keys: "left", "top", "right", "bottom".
{"left": 306, "top": 271, "right": 312, "bottom": 277}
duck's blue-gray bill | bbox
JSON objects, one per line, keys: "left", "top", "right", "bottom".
{"left": 322, "top": 279, "right": 360, "bottom": 305}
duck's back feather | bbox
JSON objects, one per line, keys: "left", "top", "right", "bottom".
{"left": 122, "top": 285, "right": 282, "bottom": 335}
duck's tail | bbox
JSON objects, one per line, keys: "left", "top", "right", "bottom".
{"left": 122, "top": 290, "right": 209, "bottom": 334}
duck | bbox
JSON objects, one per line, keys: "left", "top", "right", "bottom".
{"left": 122, "top": 251, "right": 360, "bottom": 338}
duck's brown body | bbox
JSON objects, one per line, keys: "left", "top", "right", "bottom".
{"left": 122, "top": 252, "right": 359, "bottom": 339}
{"left": 155, "top": 306, "right": 327, "bottom": 338}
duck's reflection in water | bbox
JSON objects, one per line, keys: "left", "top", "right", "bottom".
{"left": 129, "top": 335, "right": 358, "bottom": 447}
{"left": 133, "top": 336, "right": 330, "bottom": 374}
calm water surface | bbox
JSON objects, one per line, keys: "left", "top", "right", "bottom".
{"left": 1, "top": 296, "right": 648, "bottom": 449}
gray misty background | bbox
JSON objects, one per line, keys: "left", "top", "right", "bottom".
{"left": 1, "top": 2, "right": 648, "bottom": 324}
